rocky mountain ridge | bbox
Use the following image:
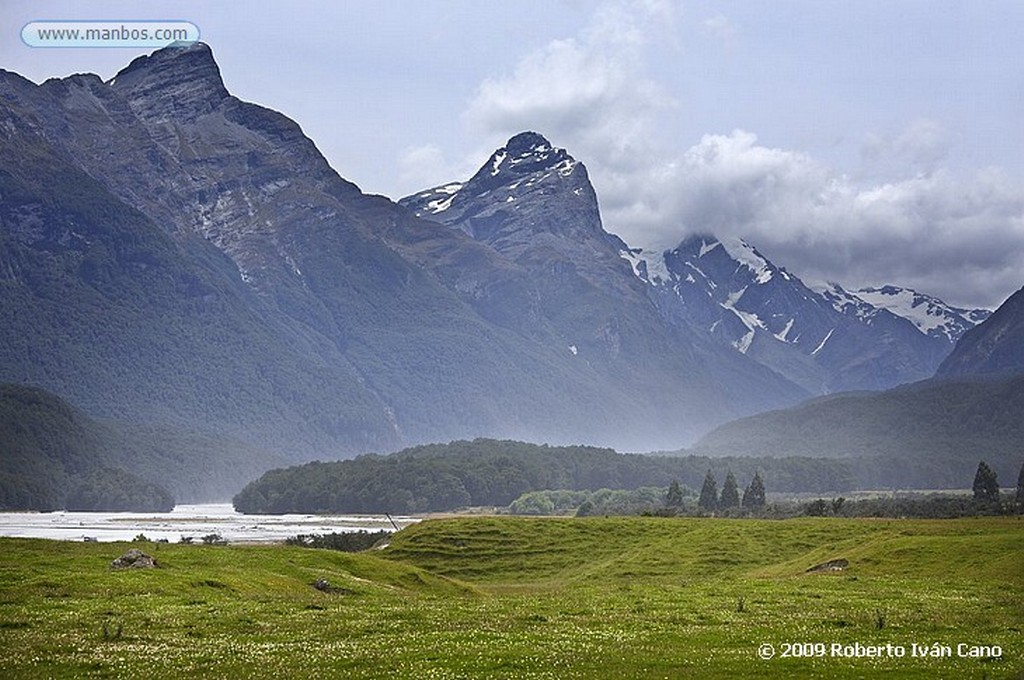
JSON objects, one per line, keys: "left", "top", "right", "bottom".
{"left": 0, "top": 43, "right": 1005, "bottom": 500}
{"left": 1, "top": 43, "right": 805, "bottom": 477}
{"left": 408, "top": 160, "right": 989, "bottom": 395}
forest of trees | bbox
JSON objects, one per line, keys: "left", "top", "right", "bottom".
{"left": 65, "top": 467, "right": 174, "bottom": 512}
{"left": 0, "top": 383, "right": 176, "bottom": 511}
{"left": 507, "top": 462, "right": 1024, "bottom": 520}
{"left": 233, "top": 438, "right": 911, "bottom": 515}
{"left": 235, "top": 438, "right": 1024, "bottom": 517}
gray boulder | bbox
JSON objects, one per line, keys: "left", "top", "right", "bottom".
{"left": 111, "top": 548, "right": 158, "bottom": 569}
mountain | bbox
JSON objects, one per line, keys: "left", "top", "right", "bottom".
{"left": 401, "top": 132, "right": 810, "bottom": 439}
{"left": 0, "top": 42, "right": 812, "bottom": 485}
{"left": 937, "top": 286, "right": 1024, "bottom": 377}
{"left": 687, "top": 375, "right": 1024, "bottom": 489}
{"left": 852, "top": 285, "right": 991, "bottom": 343}
{"left": 1, "top": 42, "right": 1003, "bottom": 500}
{"left": 0, "top": 55, "right": 397, "bottom": 455}
{"left": 626, "top": 235, "right": 989, "bottom": 393}
{"left": 0, "top": 383, "right": 280, "bottom": 509}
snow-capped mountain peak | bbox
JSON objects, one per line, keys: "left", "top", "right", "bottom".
{"left": 625, "top": 233, "right": 993, "bottom": 393}
{"left": 400, "top": 131, "right": 588, "bottom": 228}
{"left": 853, "top": 285, "right": 991, "bottom": 341}
{"left": 474, "top": 131, "right": 578, "bottom": 185}
{"left": 816, "top": 281, "right": 881, "bottom": 321}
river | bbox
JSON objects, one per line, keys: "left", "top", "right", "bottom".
{"left": 0, "top": 503, "right": 419, "bottom": 543}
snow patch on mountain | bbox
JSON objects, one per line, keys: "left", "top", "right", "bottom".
{"left": 719, "top": 236, "right": 773, "bottom": 284}
{"left": 811, "top": 327, "right": 834, "bottom": 355}
{"left": 619, "top": 248, "right": 672, "bottom": 284}
{"left": 698, "top": 238, "right": 721, "bottom": 258}
{"left": 427, "top": 194, "right": 456, "bottom": 214}
{"left": 774, "top": 318, "right": 795, "bottom": 342}
{"left": 490, "top": 151, "right": 506, "bottom": 176}
{"left": 854, "top": 285, "right": 991, "bottom": 341}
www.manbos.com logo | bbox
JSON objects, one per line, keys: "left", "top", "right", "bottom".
{"left": 22, "top": 21, "right": 199, "bottom": 48}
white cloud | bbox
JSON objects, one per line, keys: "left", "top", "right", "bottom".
{"left": 464, "top": 0, "right": 675, "bottom": 170}
{"left": 456, "top": 1, "right": 1024, "bottom": 309}
{"left": 861, "top": 117, "right": 950, "bottom": 173}
{"left": 653, "top": 131, "right": 1024, "bottom": 309}
{"left": 396, "top": 144, "right": 458, "bottom": 195}
{"left": 701, "top": 14, "right": 738, "bottom": 51}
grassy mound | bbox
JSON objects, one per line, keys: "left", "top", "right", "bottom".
{"left": 384, "top": 516, "right": 1024, "bottom": 586}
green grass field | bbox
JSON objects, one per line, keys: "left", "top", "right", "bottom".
{"left": 1, "top": 516, "right": 1021, "bottom": 678}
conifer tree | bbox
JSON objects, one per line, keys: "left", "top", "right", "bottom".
{"left": 1015, "top": 462, "right": 1024, "bottom": 507}
{"left": 666, "top": 480, "right": 684, "bottom": 508}
{"left": 720, "top": 471, "right": 740, "bottom": 509}
{"left": 698, "top": 470, "right": 718, "bottom": 511}
{"left": 972, "top": 460, "right": 1000, "bottom": 503}
{"left": 742, "top": 471, "right": 766, "bottom": 509}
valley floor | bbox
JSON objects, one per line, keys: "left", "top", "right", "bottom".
{"left": 0, "top": 516, "right": 1021, "bottom": 679}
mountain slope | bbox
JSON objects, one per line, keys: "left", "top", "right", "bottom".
{"left": 688, "top": 375, "right": 1024, "bottom": 487}
{"left": 629, "top": 234, "right": 988, "bottom": 393}
{"left": 937, "top": 286, "right": 1024, "bottom": 377}
{"left": 0, "top": 383, "right": 282, "bottom": 509}
{"left": 401, "top": 132, "right": 810, "bottom": 438}
{"left": 0, "top": 44, "right": 810, "bottom": 465}
{"left": 0, "top": 77, "right": 396, "bottom": 453}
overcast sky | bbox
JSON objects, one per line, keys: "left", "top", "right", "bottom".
{"left": 3, "top": 1, "right": 1022, "bottom": 309}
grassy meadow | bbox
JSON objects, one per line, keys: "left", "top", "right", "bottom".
{"left": 1, "top": 516, "right": 1021, "bottom": 679}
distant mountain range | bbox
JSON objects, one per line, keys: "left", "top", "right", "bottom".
{"left": 616, "top": 237, "right": 986, "bottom": 393}
{"left": 0, "top": 43, "right": 1017, "bottom": 501}
{"left": 404, "top": 137, "right": 990, "bottom": 396}
{"left": 686, "top": 286, "right": 1024, "bottom": 484}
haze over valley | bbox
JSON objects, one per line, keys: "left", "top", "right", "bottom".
{"left": 1, "top": 32, "right": 1022, "bottom": 510}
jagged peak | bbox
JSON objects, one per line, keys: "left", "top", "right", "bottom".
{"left": 466, "top": 131, "right": 580, "bottom": 191}
{"left": 671, "top": 233, "right": 775, "bottom": 284}
{"left": 111, "top": 41, "right": 217, "bottom": 81}
{"left": 505, "top": 131, "right": 553, "bottom": 156}
{"left": 674, "top": 232, "right": 719, "bottom": 252}
{"left": 853, "top": 284, "right": 992, "bottom": 338}
{"left": 108, "top": 41, "right": 228, "bottom": 118}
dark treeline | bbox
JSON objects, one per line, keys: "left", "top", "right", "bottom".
{"left": 65, "top": 467, "right": 174, "bottom": 512}
{"left": 232, "top": 438, "right": 992, "bottom": 515}
{"left": 0, "top": 382, "right": 287, "bottom": 510}
{"left": 801, "top": 494, "right": 1018, "bottom": 519}
{"left": 0, "top": 383, "right": 174, "bottom": 511}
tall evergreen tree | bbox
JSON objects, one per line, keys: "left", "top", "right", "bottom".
{"left": 1015, "top": 462, "right": 1024, "bottom": 506}
{"left": 698, "top": 470, "right": 718, "bottom": 511}
{"left": 665, "top": 479, "right": 684, "bottom": 508}
{"left": 720, "top": 471, "right": 740, "bottom": 509}
{"left": 972, "top": 460, "right": 1000, "bottom": 503}
{"left": 742, "top": 471, "right": 766, "bottom": 509}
